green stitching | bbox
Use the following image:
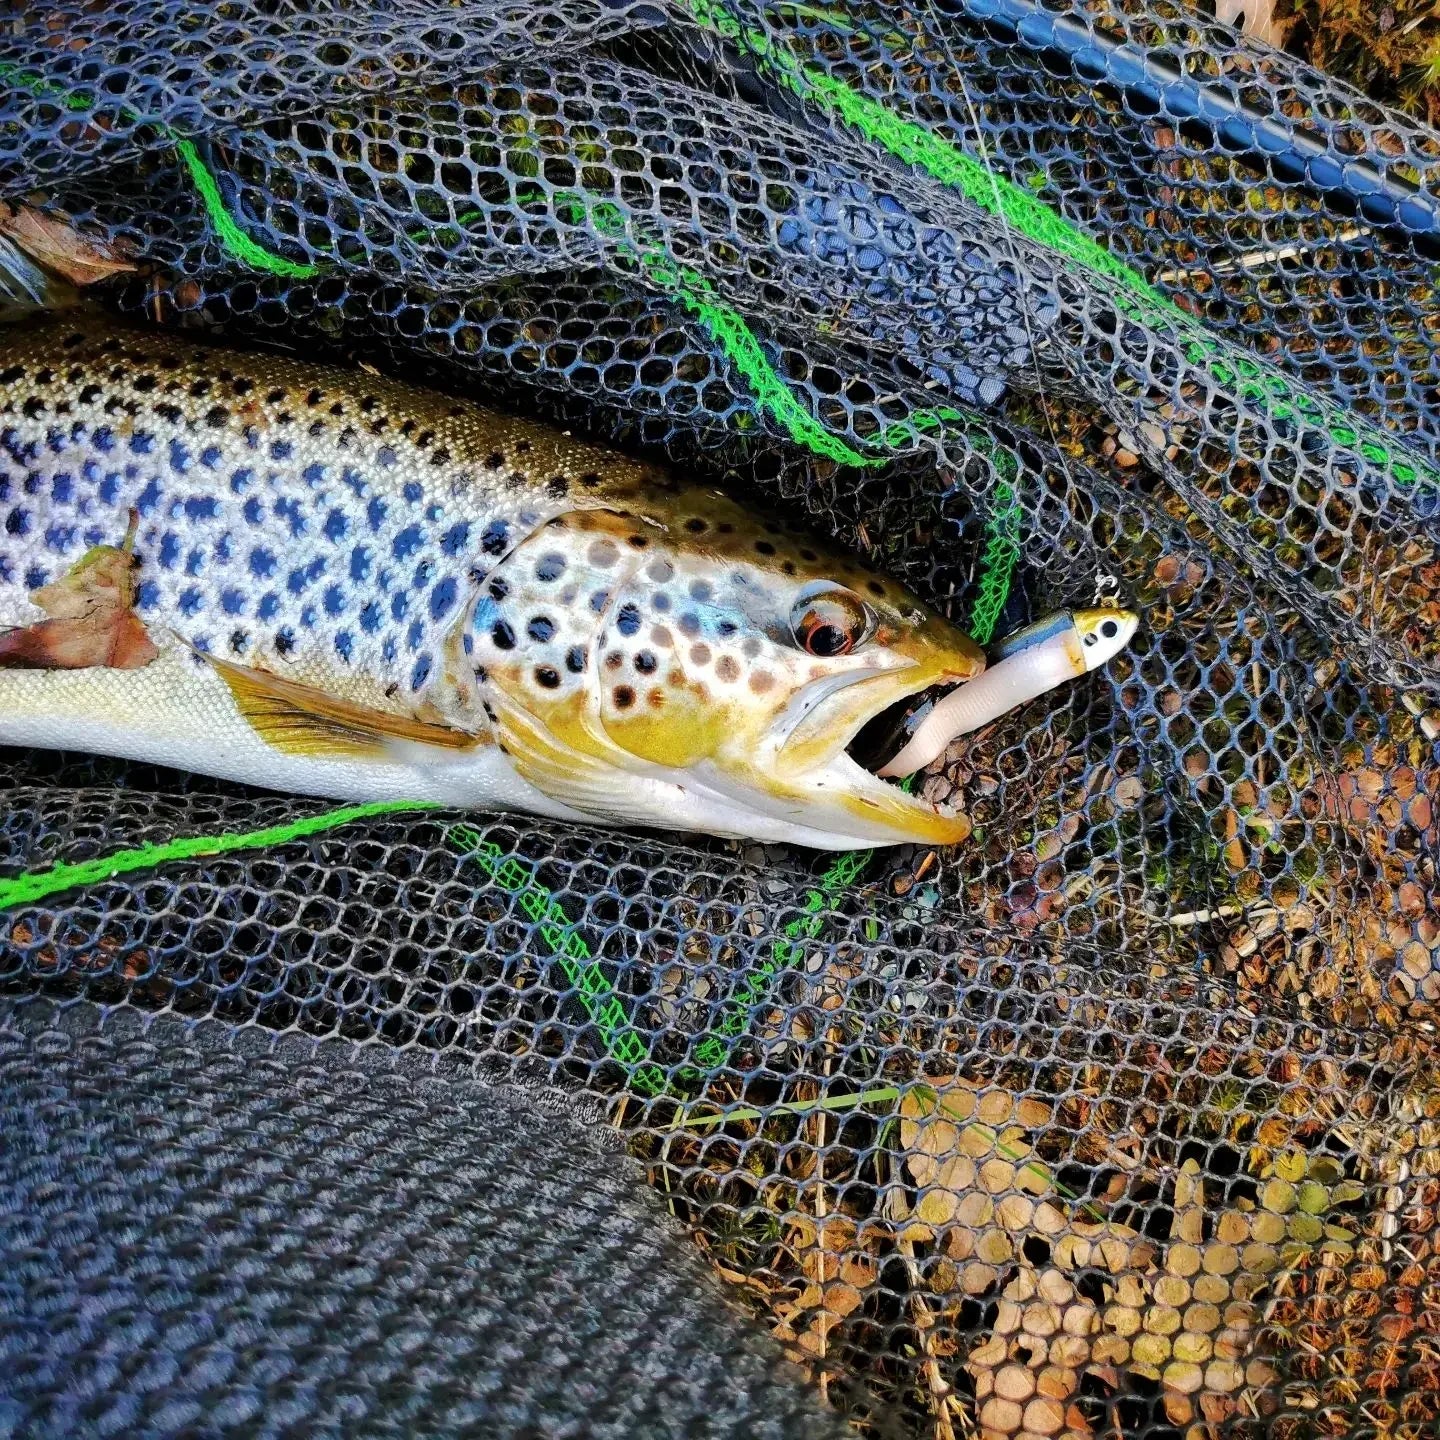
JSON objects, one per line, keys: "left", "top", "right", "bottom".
{"left": 684, "top": 844, "right": 871, "bottom": 1074}
{"left": 0, "top": 800, "right": 441, "bottom": 911}
{"left": 173, "top": 139, "right": 319, "bottom": 278}
{"left": 678, "top": 0, "right": 1440, "bottom": 501}
{"left": 448, "top": 824, "right": 667, "bottom": 1094}
{"left": 969, "top": 478, "right": 1021, "bottom": 646}
{"left": 554, "top": 189, "right": 1005, "bottom": 470}
{"left": 0, "top": 61, "right": 316, "bottom": 280}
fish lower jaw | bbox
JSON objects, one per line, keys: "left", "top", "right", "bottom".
{"left": 812, "top": 750, "right": 971, "bottom": 848}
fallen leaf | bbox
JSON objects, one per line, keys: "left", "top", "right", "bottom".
{"left": 0, "top": 202, "right": 137, "bottom": 286}
{"left": 0, "top": 510, "right": 158, "bottom": 670}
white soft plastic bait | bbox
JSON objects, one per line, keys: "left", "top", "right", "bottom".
{"left": 877, "top": 607, "right": 1139, "bottom": 778}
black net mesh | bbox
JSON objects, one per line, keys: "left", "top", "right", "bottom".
{"left": 0, "top": 995, "right": 851, "bottom": 1440}
{"left": 2, "top": 2, "right": 1439, "bottom": 1437}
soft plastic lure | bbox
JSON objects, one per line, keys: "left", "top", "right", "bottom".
{"left": 872, "top": 608, "right": 1138, "bottom": 777}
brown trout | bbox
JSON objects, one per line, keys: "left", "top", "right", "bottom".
{"left": 0, "top": 314, "right": 988, "bottom": 849}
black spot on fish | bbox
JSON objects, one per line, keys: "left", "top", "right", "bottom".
{"left": 635, "top": 650, "right": 657, "bottom": 674}
{"left": 0, "top": 365, "right": 24, "bottom": 384}
{"left": 781, "top": 561, "right": 796, "bottom": 576}
{"left": 678, "top": 612, "right": 701, "bottom": 638}
{"left": 274, "top": 628, "right": 295, "bottom": 656}
{"left": 590, "top": 589, "right": 609, "bottom": 614}
{"left": 535, "top": 666, "right": 560, "bottom": 689}
{"left": 515, "top": 440, "right": 532, "bottom": 454}
{"left": 20, "top": 397, "right": 44, "bottom": 419}
{"left": 717, "top": 522, "right": 734, "bottom": 535}
{"left": 685, "top": 517, "right": 707, "bottom": 533}
{"left": 481, "top": 521, "right": 509, "bottom": 556}
{"left": 488, "top": 576, "right": 509, "bottom": 601}
{"left": 78, "top": 383, "right": 101, "bottom": 405}
{"left": 132, "top": 373, "right": 157, "bottom": 393}
{"left": 485, "top": 451, "right": 504, "bottom": 469}
{"left": 690, "top": 579, "right": 712, "bottom": 602}
{"left": 232, "top": 377, "right": 253, "bottom": 396}
{"left": 155, "top": 402, "right": 182, "bottom": 424}
{"left": 230, "top": 629, "right": 249, "bottom": 653}
{"left": 613, "top": 685, "right": 635, "bottom": 710}
{"left": 565, "top": 646, "right": 586, "bottom": 673}
{"left": 546, "top": 476, "right": 568, "bottom": 499}
{"left": 205, "top": 405, "right": 229, "bottom": 427}
{"left": 266, "top": 387, "right": 286, "bottom": 404}
{"left": 653, "top": 593, "right": 671, "bottom": 613}
{"left": 755, "top": 540, "right": 775, "bottom": 556}
{"left": 492, "top": 621, "right": 516, "bottom": 650}
{"left": 627, "top": 534, "right": 648, "bottom": 549}
{"left": 535, "top": 552, "right": 566, "bottom": 583}
{"left": 579, "top": 471, "right": 602, "bottom": 488}
{"left": 431, "top": 447, "right": 451, "bottom": 466}
{"left": 616, "top": 603, "right": 641, "bottom": 637}
{"left": 867, "top": 580, "right": 885, "bottom": 597}
{"left": 527, "top": 615, "right": 555, "bottom": 642}
{"left": 801, "top": 549, "right": 818, "bottom": 563}
{"left": 306, "top": 388, "right": 323, "bottom": 406}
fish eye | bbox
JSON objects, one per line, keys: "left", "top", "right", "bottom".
{"left": 1101, "top": 618, "right": 1119, "bottom": 639}
{"left": 790, "top": 586, "right": 872, "bottom": 658}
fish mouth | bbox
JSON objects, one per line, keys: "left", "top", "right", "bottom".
{"left": 772, "top": 668, "right": 972, "bottom": 847}
{"left": 846, "top": 682, "right": 950, "bottom": 777}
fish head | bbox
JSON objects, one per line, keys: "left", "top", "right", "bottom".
{"left": 463, "top": 487, "right": 985, "bottom": 848}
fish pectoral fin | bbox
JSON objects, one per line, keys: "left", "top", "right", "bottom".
{"left": 203, "top": 652, "right": 481, "bottom": 760}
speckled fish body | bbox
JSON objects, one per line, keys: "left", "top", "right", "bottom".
{"left": 0, "top": 315, "right": 984, "bottom": 849}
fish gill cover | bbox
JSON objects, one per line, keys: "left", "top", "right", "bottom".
{"left": 0, "top": 1, "right": 1438, "bottom": 1437}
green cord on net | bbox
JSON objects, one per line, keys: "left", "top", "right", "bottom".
{"left": 678, "top": 0, "right": 1440, "bottom": 503}
{"left": 0, "top": 800, "right": 441, "bottom": 911}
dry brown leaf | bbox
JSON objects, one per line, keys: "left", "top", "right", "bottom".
{"left": 900, "top": 1079, "right": 1055, "bottom": 1227}
{"left": 772, "top": 1213, "right": 878, "bottom": 1356}
{"left": 0, "top": 203, "right": 137, "bottom": 286}
{"left": 0, "top": 511, "right": 158, "bottom": 670}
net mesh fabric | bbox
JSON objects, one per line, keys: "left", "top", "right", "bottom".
{"left": 1, "top": 2, "right": 1439, "bottom": 1437}
{"left": 0, "top": 995, "right": 852, "bottom": 1440}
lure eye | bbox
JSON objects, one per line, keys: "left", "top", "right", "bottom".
{"left": 791, "top": 587, "right": 871, "bottom": 657}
